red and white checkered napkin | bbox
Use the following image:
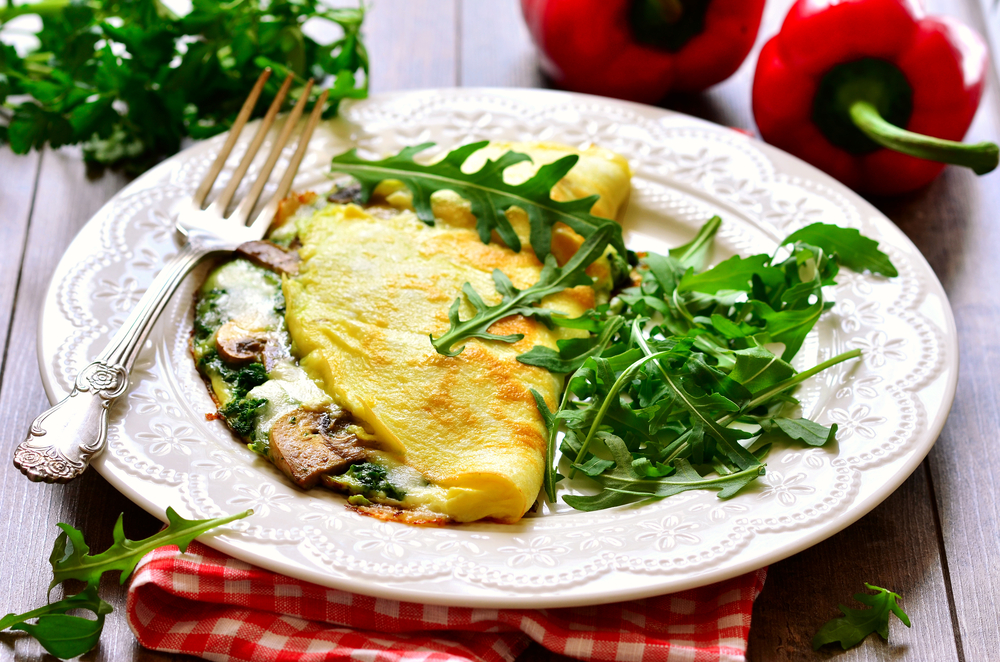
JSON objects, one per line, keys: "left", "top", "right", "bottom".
{"left": 126, "top": 541, "right": 766, "bottom": 662}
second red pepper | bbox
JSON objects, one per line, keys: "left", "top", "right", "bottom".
{"left": 753, "top": 0, "right": 997, "bottom": 196}
{"left": 522, "top": 0, "right": 766, "bottom": 104}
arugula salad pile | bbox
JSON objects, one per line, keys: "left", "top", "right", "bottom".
{"left": 333, "top": 141, "right": 899, "bottom": 511}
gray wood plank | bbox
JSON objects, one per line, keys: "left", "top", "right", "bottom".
{"left": 0, "top": 149, "right": 39, "bottom": 376}
{"left": 0, "top": 148, "right": 181, "bottom": 661}
{"left": 459, "top": 0, "right": 543, "bottom": 87}
{"left": 495, "top": 0, "right": 960, "bottom": 657}
{"left": 0, "top": 1, "right": 462, "bottom": 659}
{"left": 748, "top": 466, "right": 958, "bottom": 660}
{"left": 894, "top": 1, "right": 1000, "bottom": 659}
{"left": 365, "top": 0, "right": 459, "bottom": 93}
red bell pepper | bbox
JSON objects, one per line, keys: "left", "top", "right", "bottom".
{"left": 753, "top": 0, "right": 998, "bottom": 196}
{"left": 521, "top": 0, "right": 765, "bottom": 104}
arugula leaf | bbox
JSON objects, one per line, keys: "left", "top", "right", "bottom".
{"left": 50, "top": 507, "right": 252, "bottom": 589}
{"left": 563, "top": 434, "right": 763, "bottom": 511}
{"left": 678, "top": 254, "right": 782, "bottom": 294}
{"left": 729, "top": 346, "right": 795, "bottom": 394}
{"left": 330, "top": 142, "right": 626, "bottom": 259}
{"left": 670, "top": 215, "right": 721, "bottom": 270}
{"left": 633, "top": 327, "right": 760, "bottom": 472}
{"left": 0, "top": 0, "right": 368, "bottom": 171}
{"left": 536, "top": 211, "right": 892, "bottom": 513}
{"left": 813, "top": 584, "right": 911, "bottom": 650}
{"left": 1, "top": 508, "right": 251, "bottom": 659}
{"left": 752, "top": 300, "right": 827, "bottom": 362}
{"left": 782, "top": 223, "right": 898, "bottom": 277}
{"left": 0, "top": 587, "right": 112, "bottom": 659}
{"left": 759, "top": 417, "right": 837, "bottom": 447}
{"left": 518, "top": 315, "right": 624, "bottom": 373}
{"left": 530, "top": 388, "right": 560, "bottom": 503}
{"left": 431, "top": 225, "right": 614, "bottom": 356}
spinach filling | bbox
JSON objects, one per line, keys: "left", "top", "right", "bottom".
{"left": 324, "top": 461, "right": 406, "bottom": 503}
{"left": 195, "top": 256, "right": 410, "bottom": 506}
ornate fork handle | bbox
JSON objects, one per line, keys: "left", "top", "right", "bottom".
{"left": 14, "top": 239, "right": 212, "bottom": 483}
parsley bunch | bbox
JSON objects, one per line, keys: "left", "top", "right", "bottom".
{"left": 0, "top": 0, "right": 367, "bottom": 171}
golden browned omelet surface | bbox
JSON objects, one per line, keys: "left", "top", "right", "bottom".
{"left": 283, "top": 141, "right": 632, "bottom": 523}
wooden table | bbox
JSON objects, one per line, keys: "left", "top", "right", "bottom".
{"left": 1, "top": 1, "right": 997, "bottom": 659}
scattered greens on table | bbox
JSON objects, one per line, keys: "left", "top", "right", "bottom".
{"left": 0, "top": 0, "right": 367, "bottom": 171}
{"left": 813, "top": 584, "right": 911, "bottom": 650}
{"left": 0, "top": 507, "right": 251, "bottom": 659}
{"left": 331, "top": 142, "right": 899, "bottom": 510}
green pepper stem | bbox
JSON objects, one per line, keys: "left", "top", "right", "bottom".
{"left": 850, "top": 100, "right": 999, "bottom": 175}
{"left": 0, "top": 0, "right": 70, "bottom": 22}
{"left": 645, "top": 0, "right": 683, "bottom": 23}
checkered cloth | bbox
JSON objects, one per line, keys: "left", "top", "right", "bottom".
{"left": 126, "top": 541, "right": 766, "bottom": 662}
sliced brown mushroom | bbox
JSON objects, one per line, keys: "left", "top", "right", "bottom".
{"left": 215, "top": 320, "right": 267, "bottom": 364}
{"left": 269, "top": 409, "right": 366, "bottom": 489}
{"left": 327, "top": 183, "right": 362, "bottom": 204}
{"left": 236, "top": 240, "right": 300, "bottom": 275}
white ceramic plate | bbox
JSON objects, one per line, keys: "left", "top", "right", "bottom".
{"left": 37, "top": 88, "right": 957, "bottom": 608}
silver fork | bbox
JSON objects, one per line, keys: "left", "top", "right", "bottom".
{"left": 14, "top": 69, "right": 330, "bottom": 483}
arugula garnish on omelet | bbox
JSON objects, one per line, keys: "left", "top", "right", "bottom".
{"left": 192, "top": 141, "right": 896, "bottom": 522}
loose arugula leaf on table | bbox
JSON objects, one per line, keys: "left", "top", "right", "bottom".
{"left": 50, "top": 507, "right": 251, "bottom": 589}
{"left": 0, "top": 587, "right": 111, "bottom": 660}
{"left": 1, "top": 507, "right": 252, "bottom": 659}
{"left": 0, "top": 0, "right": 368, "bottom": 171}
{"left": 431, "top": 225, "right": 614, "bottom": 356}
{"left": 330, "top": 141, "right": 626, "bottom": 259}
{"left": 813, "top": 584, "right": 911, "bottom": 650}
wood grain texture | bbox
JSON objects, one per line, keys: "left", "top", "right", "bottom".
{"left": 747, "top": 466, "right": 958, "bottom": 661}
{"left": 459, "top": 0, "right": 543, "bottom": 87}
{"left": 0, "top": 150, "right": 39, "bottom": 380}
{"left": 0, "top": 149, "right": 182, "bottom": 661}
{"left": 2, "top": 0, "right": 998, "bottom": 660}
{"left": 888, "top": 1, "right": 1000, "bottom": 659}
{"left": 365, "top": 0, "right": 458, "bottom": 93}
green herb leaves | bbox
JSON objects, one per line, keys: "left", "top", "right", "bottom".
{"left": 431, "top": 225, "right": 615, "bottom": 356}
{"left": 49, "top": 507, "right": 252, "bottom": 590}
{"left": 1, "top": 507, "right": 252, "bottom": 659}
{"left": 813, "top": 584, "right": 911, "bottom": 650}
{"left": 0, "top": 0, "right": 368, "bottom": 170}
{"left": 783, "top": 223, "right": 898, "bottom": 277}
{"left": 330, "top": 141, "right": 626, "bottom": 259}
{"left": 532, "top": 218, "right": 895, "bottom": 511}
{"left": 0, "top": 587, "right": 111, "bottom": 660}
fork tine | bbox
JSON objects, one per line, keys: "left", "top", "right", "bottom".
{"left": 191, "top": 68, "right": 271, "bottom": 209}
{"left": 230, "top": 79, "right": 315, "bottom": 226}
{"left": 249, "top": 88, "right": 330, "bottom": 234}
{"left": 208, "top": 73, "right": 294, "bottom": 215}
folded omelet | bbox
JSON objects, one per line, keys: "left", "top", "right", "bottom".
{"left": 194, "top": 141, "right": 631, "bottom": 523}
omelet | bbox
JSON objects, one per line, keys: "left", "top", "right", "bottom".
{"left": 193, "top": 141, "right": 631, "bottom": 523}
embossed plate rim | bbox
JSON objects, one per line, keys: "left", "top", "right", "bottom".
{"left": 36, "top": 87, "right": 958, "bottom": 607}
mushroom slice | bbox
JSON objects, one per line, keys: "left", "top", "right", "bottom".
{"left": 236, "top": 240, "right": 300, "bottom": 275}
{"left": 215, "top": 320, "right": 267, "bottom": 364}
{"left": 269, "top": 409, "right": 365, "bottom": 489}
